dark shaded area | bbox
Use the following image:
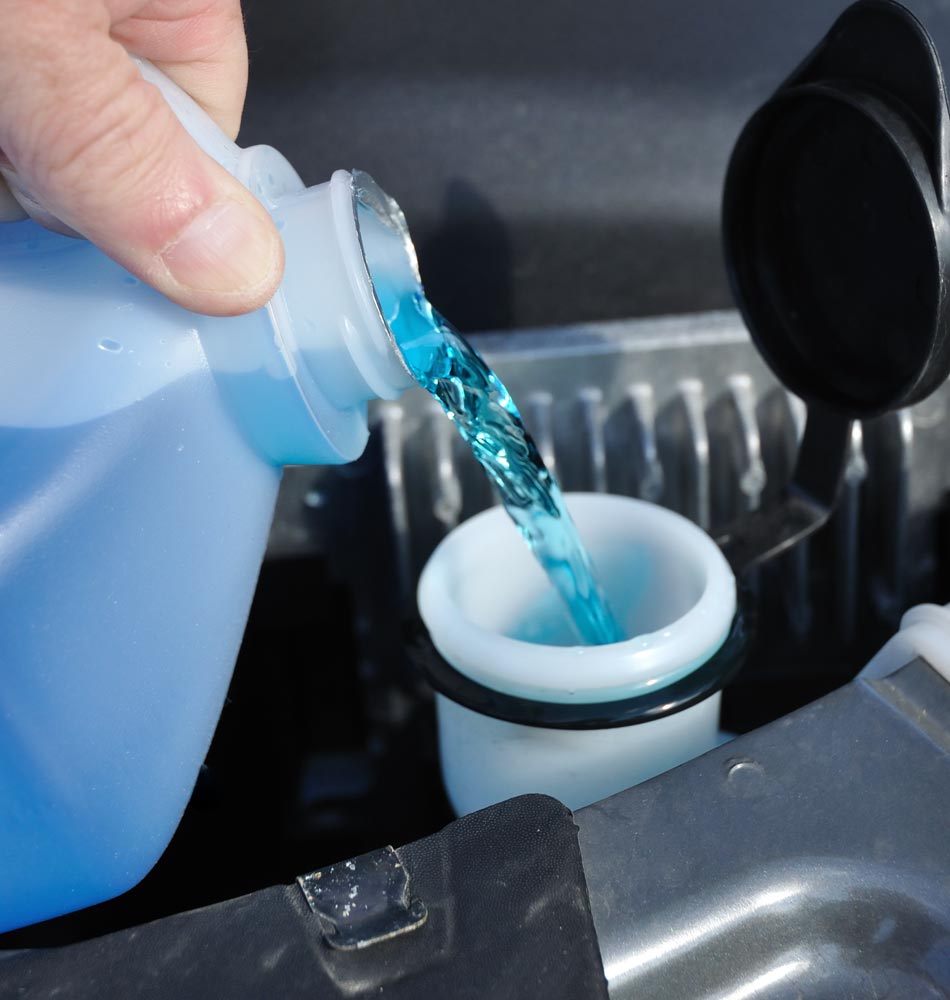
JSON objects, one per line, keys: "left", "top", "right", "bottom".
{"left": 722, "top": 479, "right": 895, "bottom": 734}
{"left": 238, "top": 0, "right": 950, "bottom": 330}
{"left": 418, "top": 180, "right": 513, "bottom": 331}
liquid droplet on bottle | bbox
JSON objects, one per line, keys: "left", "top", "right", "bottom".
{"left": 98, "top": 338, "right": 123, "bottom": 353}
{"left": 123, "top": 275, "right": 140, "bottom": 286}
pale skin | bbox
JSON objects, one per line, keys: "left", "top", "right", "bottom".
{"left": 0, "top": 0, "right": 285, "bottom": 317}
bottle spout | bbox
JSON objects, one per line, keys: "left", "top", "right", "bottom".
{"left": 264, "top": 169, "right": 417, "bottom": 415}
{"left": 198, "top": 167, "right": 421, "bottom": 467}
{"left": 351, "top": 170, "right": 421, "bottom": 386}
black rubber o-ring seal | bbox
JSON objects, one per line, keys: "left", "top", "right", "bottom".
{"left": 406, "top": 608, "right": 748, "bottom": 732}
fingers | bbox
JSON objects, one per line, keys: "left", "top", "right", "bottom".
{"left": 109, "top": 0, "right": 249, "bottom": 139}
{"left": 0, "top": 0, "right": 282, "bottom": 316}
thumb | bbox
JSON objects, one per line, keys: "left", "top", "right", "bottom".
{"left": 0, "top": 15, "right": 283, "bottom": 317}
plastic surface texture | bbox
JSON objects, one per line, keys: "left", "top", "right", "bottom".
{"left": 577, "top": 659, "right": 950, "bottom": 999}
{"left": 723, "top": 0, "right": 950, "bottom": 417}
{"left": 0, "top": 796, "right": 609, "bottom": 1000}
{"left": 417, "top": 493, "right": 736, "bottom": 813}
{"left": 0, "top": 66, "right": 414, "bottom": 932}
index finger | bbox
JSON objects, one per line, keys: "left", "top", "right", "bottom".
{"left": 109, "top": 0, "right": 248, "bottom": 140}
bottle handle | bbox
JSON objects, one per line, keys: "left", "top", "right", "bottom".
{"left": 133, "top": 59, "right": 242, "bottom": 174}
{"left": 0, "top": 58, "right": 243, "bottom": 236}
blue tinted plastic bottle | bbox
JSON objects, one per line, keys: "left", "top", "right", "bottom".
{"left": 0, "top": 64, "right": 420, "bottom": 932}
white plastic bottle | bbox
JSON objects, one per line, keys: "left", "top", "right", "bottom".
{"left": 0, "top": 63, "right": 421, "bottom": 932}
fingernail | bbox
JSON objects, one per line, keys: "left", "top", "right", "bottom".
{"left": 160, "top": 197, "right": 280, "bottom": 297}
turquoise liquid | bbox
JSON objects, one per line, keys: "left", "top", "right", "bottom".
{"left": 390, "top": 292, "right": 623, "bottom": 646}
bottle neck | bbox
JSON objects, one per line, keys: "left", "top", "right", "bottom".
{"left": 271, "top": 169, "right": 417, "bottom": 412}
{"left": 199, "top": 157, "right": 419, "bottom": 467}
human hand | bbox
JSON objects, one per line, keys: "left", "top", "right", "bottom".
{"left": 0, "top": 0, "right": 284, "bottom": 316}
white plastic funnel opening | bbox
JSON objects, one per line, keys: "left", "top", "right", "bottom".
{"left": 418, "top": 493, "right": 736, "bottom": 704}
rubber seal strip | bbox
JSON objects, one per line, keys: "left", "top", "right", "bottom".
{"left": 406, "top": 607, "right": 748, "bottom": 731}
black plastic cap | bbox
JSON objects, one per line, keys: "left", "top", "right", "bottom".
{"left": 723, "top": 0, "right": 950, "bottom": 417}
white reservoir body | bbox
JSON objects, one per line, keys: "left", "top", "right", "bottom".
{"left": 418, "top": 493, "right": 738, "bottom": 814}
